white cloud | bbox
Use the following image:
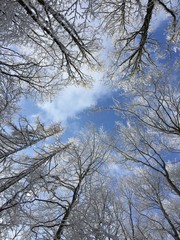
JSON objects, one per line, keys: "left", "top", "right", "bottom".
{"left": 38, "top": 75, "right": 110, "bottom": 124}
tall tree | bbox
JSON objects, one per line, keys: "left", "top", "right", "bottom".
{"left": 0, "top": 127, "right": 111, "bottom": 240}
{"left": 111, "top": 66, "right": 180, "bottom": 196}
{"left": 91, "top": 0, "right": 179, "bottom": 79}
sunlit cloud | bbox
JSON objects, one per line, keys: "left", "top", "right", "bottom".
{"left": 38, "top": 77, "right": 110, "bottom": 124}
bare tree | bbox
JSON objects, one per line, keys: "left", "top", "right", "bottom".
{"left": 0, "top": 117, "right": 61, "bottom": 163}
{"left": 0, "top": 106, "right": 65, "bottom": 239}
{"left": 113, "top": 66, "right": 180, "bottom": 136}
{"left": 0, "top": 0, "right": 99, "bottom": 97}
{"left": 0, "top": 77, "right": 21, "bottom": 124}
{"left": 92, "top": 0, "right": 179, "bottom": 79}
{"left": 0, "top": 127, "right": 111, "bottom": 240}
{"left": 110, "top": 67, "right": 180, "bottom": 196}
{"left": 127, "top": 168, "right": 180, "bottom": 240}
{"left": 62, "top": 164, "right": 179, "bottom": 240}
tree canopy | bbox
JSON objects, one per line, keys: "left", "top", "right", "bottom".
{"left": 0, "top": 0, "right": 179, "bottom": 239}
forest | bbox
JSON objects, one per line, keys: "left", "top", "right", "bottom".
{"left": 0, "top": 0, "right": 179, "bottom": 239}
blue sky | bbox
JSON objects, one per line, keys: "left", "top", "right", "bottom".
{"left": 20, "top": 80, "right": 119, "bottom": 139}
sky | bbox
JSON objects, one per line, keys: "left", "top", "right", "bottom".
{"left": 20, "top": 78, "right": 119, "bottom": 139}
{"left": 19, "top": 4, "right": 179, "bottom": 141}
